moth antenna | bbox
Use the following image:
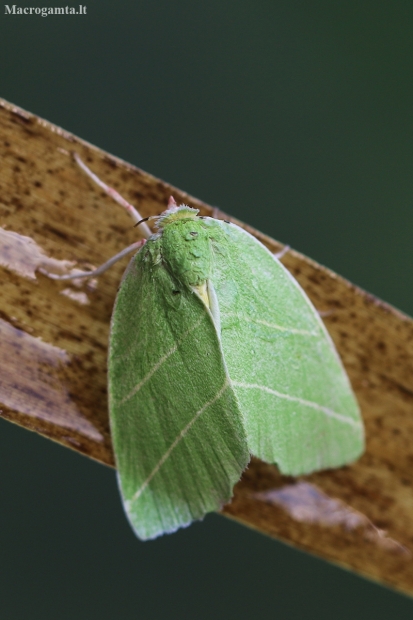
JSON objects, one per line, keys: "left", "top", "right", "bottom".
{"left": 72, "top": 152, "right": 152, "bottom": 239}
{"left": 134, "top": 216, "right": 151, "bottom": 228}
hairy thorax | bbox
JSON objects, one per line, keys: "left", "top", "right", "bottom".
{"left": 160, "top": 219, "right": 212, "bottom": 290}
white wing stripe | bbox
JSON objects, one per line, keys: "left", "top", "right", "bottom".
{"left": 119, "top": 315, "right": 205, "bottom": 405}
{"left": 232, "top": 381, "right": 362, "bottom": 428}
{"left": 129, "top": 380, "right": 230, "bottom": 504}
{"left": 221, "top": 313, "right": 318, "bottom": 336}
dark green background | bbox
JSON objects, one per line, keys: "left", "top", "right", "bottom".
{"left": 1, "top": 2, "right": 413, "bottom": 618}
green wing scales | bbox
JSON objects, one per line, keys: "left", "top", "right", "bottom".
{"left": 207, "top": 219, "right": 364, "bottom": 475}
{"left": 109, "top": 205, "right": 364, "bottom": 540}
{"left": 109, "top": 240, "right": 249, "bottom": 540}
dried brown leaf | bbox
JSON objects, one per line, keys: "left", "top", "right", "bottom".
{"left": 1, "top": 98, "right": 413, "bottom": 594}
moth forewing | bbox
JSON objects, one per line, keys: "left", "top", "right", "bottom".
{"left": 108, "top": 232, "right": 249, "bottom": 540}
{"left": 206, "top": 220, "right": 364, "bottom": 475}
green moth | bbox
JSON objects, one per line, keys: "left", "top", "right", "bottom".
{"left": 47, "top": 159, "right": 364, "bottom": 541}
{"left": 108, "top": 205, "right": 364, "bottom": 540}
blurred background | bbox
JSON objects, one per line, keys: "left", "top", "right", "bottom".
{"left": 1, "top": 1, "right": 413, "bottom": 618}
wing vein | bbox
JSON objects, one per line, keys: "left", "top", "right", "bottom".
{"left": 129, "top": 379, "right": 230, "bottom": 504}
{"left": 221, "top": 313, "right": 318, "bottom": 336}
{"left": 232, "top": 381, "right": 362, "bottom": 428}
{"left": 119, "top": 315, "right": 205, "bottom": 405}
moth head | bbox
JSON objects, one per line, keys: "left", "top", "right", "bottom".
{"left": 154, "top": 198, "right": 199, "bottom": 230}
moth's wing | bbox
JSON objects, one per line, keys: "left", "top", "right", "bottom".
{"left": 209, "top": 221, "right": 364, "bottom": 476}
{"left": 108, "top": 246, "right": 249, "bottom": 540}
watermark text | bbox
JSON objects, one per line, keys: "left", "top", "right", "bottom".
{"left": 5, "top": 4, "right": 87, "bottom": 15}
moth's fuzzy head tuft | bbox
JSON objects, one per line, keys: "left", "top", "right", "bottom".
{"left": 155, "top": 202, "right": 199, "bottom": 230}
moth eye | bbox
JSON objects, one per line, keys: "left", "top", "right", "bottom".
{"left": 172, "top": 290, "right": 181, "bottom": 295}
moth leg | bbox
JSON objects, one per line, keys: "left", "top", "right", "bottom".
{"left": 73, "top": 153, "right": 152, "bottom": 238}
{"left": 211, "top": 206, "right": 231, "bottom": 221}
{"left": 317, "top": 309, "right": 335, "bottom": 318}
{"left": 273, "top": 245, "right": 290, "bottom": 261}
{"left": 39, "top": 240, "right": 145, "bottom": 281}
